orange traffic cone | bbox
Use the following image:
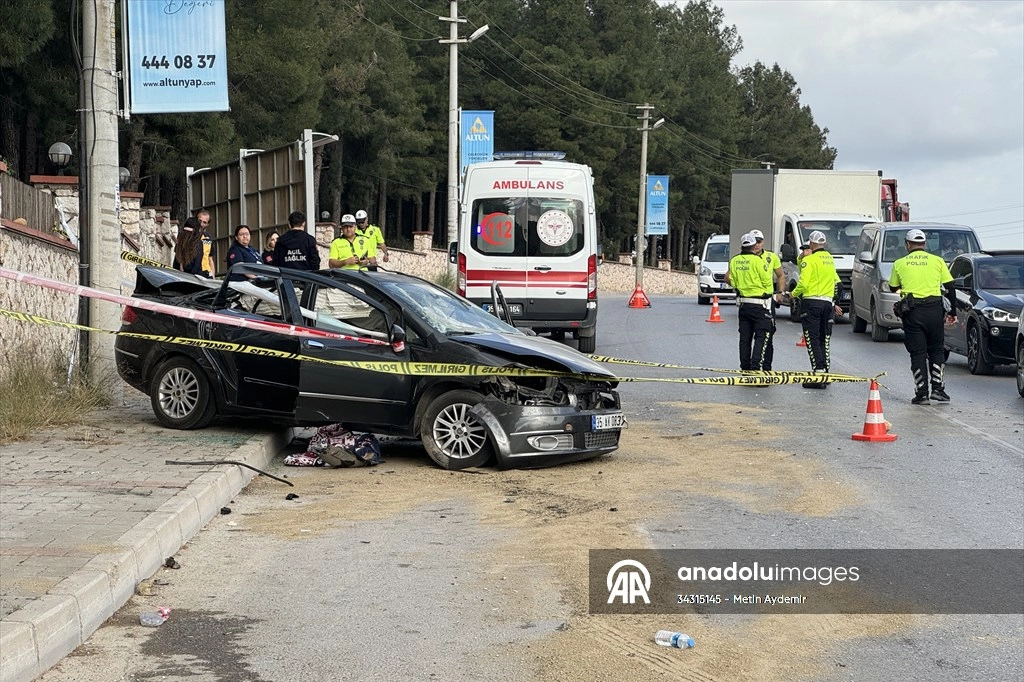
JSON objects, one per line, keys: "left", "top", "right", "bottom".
{"left": 796, "top": 334, "right": 807, "bottom": 347}
{"left": 628, "top": 285, "right": 651, "bottom": 308}
{"left": 705, "top": 295, "right": 724, "bottom": 323}
{"left": 851, "top": 380, "right": 897, "bottom": 442}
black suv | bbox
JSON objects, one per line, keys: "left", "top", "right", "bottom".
{"left": 945, "top": 251, "right": 1024, "bottom": 374}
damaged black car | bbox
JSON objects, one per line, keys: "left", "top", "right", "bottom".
{"left": 115, "top": 263, "right": 625, "bottom": 469}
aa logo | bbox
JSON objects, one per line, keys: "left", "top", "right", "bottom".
{"left": 606, "top": 559, "right": 651, "bottom": 605}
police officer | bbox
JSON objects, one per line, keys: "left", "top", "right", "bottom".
{"left": 728, "top": 233, "right": 777, "bottom": 371}
{"left": 791, "top": 230, "right": 843, "bottom": 388}
{"left": 750, "top": 229, "right": 785, "bottom": 370}
{"left": 355, "top": 209, "right": 388, "bottom": 270}
{"left": 888, "top": 228, "right": 956, "bottom": 405}
{"left": 328, "top": 214, "right": 370, "bottom": 271}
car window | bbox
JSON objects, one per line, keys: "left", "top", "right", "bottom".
{"left": 378, "top": 278, "right": 524, "bottom": 335}
{"left": 227, "top": 280, "right": 287, "bottom": 321}
{"left": 977, "top": 260, "right": 1024, "bottom": 290}
{"left": 313, "top": 287, "right": 388, "bottom": 338}
{"left": 856, "top": 229, "right": 876, "bottom": 257}
{"left": 949, "top": 258, "right": 970, "bottom": 280}
{"left": 881, "top": 230, "right": 980, "bottom": 263}
{"left": 704, "top": 242, "right": 730, "bottom": 262}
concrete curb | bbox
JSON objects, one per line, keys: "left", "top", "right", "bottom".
{"left": 0, "top": 427, "right": 293, "bottom": 682}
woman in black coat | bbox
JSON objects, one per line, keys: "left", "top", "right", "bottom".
{"left": 262, "top": 230, "right": 279, "bottom": 265}
{"left": 225, "top": 224, "right": 260, "bottom": 281}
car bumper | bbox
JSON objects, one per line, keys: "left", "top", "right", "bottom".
{"left": 875, "top": 291, "right": 902, "bottom": 329}
{"left": 983, "top": 321, "right": 1017, "bottom": 364}
{"left": 698, "top": 277, "right": 735, "bottom": 298}
{"left": 471, "top": 397, "right": 622, "bottom": 468}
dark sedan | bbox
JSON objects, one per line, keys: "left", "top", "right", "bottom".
{"left": 945, "top": 252, "right": 1024, "bottom": 374}
{"left": 115, "top": 264, "right": 625, "bottom": 469}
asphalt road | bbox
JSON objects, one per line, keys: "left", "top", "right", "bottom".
{"left": 39, "top": 294, "right": 1023, "bottom": 682}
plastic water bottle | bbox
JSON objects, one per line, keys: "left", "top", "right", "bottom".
{"left": 140, "top": 606, "right": 171, "bottom": 627}
{"left": 655, "top": 630, "right": 695, "bottom": 649}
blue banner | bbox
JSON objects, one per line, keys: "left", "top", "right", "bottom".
{"left": 461, "top": 110, "right": 494, "bottom": 178}
{"left": 646, "top": 175, "right": 669, "bottom": 236}
{"left": 127, "top": 0, "right": 230, "bottom": 114}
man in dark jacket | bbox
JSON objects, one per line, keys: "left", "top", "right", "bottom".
{"left": 273, "top": 211, "right": 321, "bottom": 271}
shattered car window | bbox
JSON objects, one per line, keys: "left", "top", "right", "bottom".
{"left": 379, "top": 278, "right": 524, "bottom": 335}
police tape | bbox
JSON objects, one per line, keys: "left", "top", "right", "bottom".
{"left": 0, "top": 307, "right": 872, "bottom": 386}
{"left": 587, "top": 354, "right": 869, "bottom": 382}
{"left": 0, "top": 266, "right": 388, "bottom": 346}
{"left": 120, "top": 250, "right": 165, "bottom": 268}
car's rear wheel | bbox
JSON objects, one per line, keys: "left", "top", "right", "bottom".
{"left": 967, "top": 323, "right": 993, "bottom": 375}
{"left": 870, "top": 301, "right": 889, "bottom": 342}
{"left": 578, "top": 333, "right": 596, "bottom": 354}
{"left": 420, "top": 390, "right": 493, "bottom": 470}
{"left": 1016, "top": 340, "right": 1024, "bottom": 397}
{"left": 150, "top": 356, "right": 216, "bottom": 429}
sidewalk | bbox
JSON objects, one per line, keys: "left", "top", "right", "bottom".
{"left": 0, "top": 397, "right": 291, "bottom": 682}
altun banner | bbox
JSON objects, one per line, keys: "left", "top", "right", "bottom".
{"left": 127, "top": 0, "right": 230, "bottom": 114}
{"left": 646, "top": 175, "right": 670, "bottom": 236}
{"left": 460, "top": 110, "right": 494, "bottom": 179}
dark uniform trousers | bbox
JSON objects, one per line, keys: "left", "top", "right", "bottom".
{"left": 738, "top": 302, "right": 774, "bottom": 371}
{"left": 900, "top": 297, "right": 946, "bottom": 395}
{"left": 800, "top": 299, "right": 834, "bottom": 372}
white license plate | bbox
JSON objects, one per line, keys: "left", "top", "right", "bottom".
{"left": 482, "top": 303, "right": 523, "bottom": 316}
{"left": 593, "top": 413, "right": 627, "bottom": 431}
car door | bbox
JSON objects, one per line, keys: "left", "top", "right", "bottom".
{"left": 947, "top": 258, "right": 972, "bottom": 352}
{"left": 852, "top": 227, "right": 878, "bottom": 318}
{"left": 293, "top": 281, "right": 415, "bottom": 430}
{"left": 210, "top": 276, "right": 302, "bottom": 414}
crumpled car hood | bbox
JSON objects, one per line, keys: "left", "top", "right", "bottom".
{"left": 450, "top": 332, "right": 616, "bottom": 378}
{"left": 979, "top": 290, "right": 1024, "bottom": 311}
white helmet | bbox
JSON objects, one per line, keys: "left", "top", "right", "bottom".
{"left": 355, "top": 209, "right": 368, "bottom": 221}
{"left": 341, "top": 214, "right": 356, "bottom": 225}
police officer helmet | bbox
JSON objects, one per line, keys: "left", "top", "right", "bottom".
{"left": 905, "top": 228, "right": 926, "bottom": 243}
{"left": 341, "top": 214, "right": 356, "bottom": 225}
{"left": 808, "top": 230, "right": 827, "bottom": 244}
{"left": 355, "top": 209, "right": 368, "bottom": 221}
{"left": 740, "top": 233, "right": 757, "bottom": 247}
{"left": 750, "top": 229, "right": 765, "bottom": 241}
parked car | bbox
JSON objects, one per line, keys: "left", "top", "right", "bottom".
{"left": 944, "top": 252, "right": 1024, "bottom": 374}
{"left": 850, "top": 222, "right": 981, "bottom": 341}
{"left": 115, "top": 264, "right": 625, "bottom": 470}
{"left": 695, "top": 234, "right": 734, "bottom": 305}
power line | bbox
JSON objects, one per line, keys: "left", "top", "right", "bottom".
{"left": 916, "top": 203, "right": 1024, "bottom": 220}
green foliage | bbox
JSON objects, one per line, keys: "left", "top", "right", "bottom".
{"left": 2, "top": 0, "right": 842, "bottom": 263}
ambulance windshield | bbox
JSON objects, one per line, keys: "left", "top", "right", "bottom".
{"left": 470, "top": 197, "right": 585, "bottom": 258}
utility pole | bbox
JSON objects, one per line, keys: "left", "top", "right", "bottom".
{"left": 442, "top": 0, "right": 462, "bottom": 274}
{"left": 628, "top": 104, "right": 657, "bottom": 308}
{"left": 81, "top": 0, "right": 122, "bottom": 387}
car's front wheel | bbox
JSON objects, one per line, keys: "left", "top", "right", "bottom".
{"left": 420, "top": 390, "right": 493, "bottom": 470}
{"left": 1016, "top": 339, "right": 1024, "bottom": 397}
{"left": 870, "top": 301, "right": 889, "bottom": 342}
{"left": 967, "top": 323, "right": 993, "bottom": 375}
{"left": 150, "top": 356, "right": 216, "bottom": 429}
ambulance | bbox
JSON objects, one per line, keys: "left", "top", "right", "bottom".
{"left": 451, "top": 152, "right": 599, "bottom": 353}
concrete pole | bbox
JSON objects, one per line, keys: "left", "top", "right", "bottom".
{"left": 445, "top": 0, "right": 459, "bottom": 274}
{"left": 83, "top": 0, "right": 122, "bottom": 390}
{"left": 635, "top": 104, "right": 653, "bottom": 291}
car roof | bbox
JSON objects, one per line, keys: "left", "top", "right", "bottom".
{"left": 868, "top": 221, "right": 974, "bottom": 230}
{"left": 953, "top": 251, "right": 1024, "bottom": 261}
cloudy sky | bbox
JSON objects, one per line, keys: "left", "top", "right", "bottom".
{"left": 708, "top": 0, "right": 1024, "bottom": 250}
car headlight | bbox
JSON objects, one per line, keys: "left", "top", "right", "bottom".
{"left": 981, "top": 306, "right": 1020, "bottom": 323}
{"left": 699, "top": 266, "right": 711, "bottom": 277}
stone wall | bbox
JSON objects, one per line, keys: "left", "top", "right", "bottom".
{"left": 0, "top": 221, "right": 79, "bottom": 372}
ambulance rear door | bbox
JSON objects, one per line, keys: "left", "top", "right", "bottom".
{"left": 462, "top": 161, "right": 592, "bottom": 327}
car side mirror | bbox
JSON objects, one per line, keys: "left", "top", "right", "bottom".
{"left": 779, "top": 244, "right": 795, "bottom": 262}
{"left": 952, "top": 276, "right": 967, "bottom": 289}
{"left": 390, "top": 324, "right": 406, "bottom": 353}
{"left": 448, "top": 242, "right": 458, "bottom": 264}
{"left": 858, "top": 250, "right": 873, "bottom": 263}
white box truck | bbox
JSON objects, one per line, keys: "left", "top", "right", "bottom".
{"left": 728, "top": 168, "right": 882, "bottom": 320}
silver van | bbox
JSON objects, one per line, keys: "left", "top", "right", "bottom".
{"left": 850, "top": 222, "right": 981, "bottom": 341}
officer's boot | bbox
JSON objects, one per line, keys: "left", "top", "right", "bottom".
{"left": 929, "top": 363, "right": 950, "bottom": 402}
{"left": 911, "top": 362, "right": 930, "bottom": 405}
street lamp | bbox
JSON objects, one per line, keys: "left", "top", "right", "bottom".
{"left": 629, "top": 106, "right": 664, "bottom": 308}
{"left": 440, "top": 2, "right": 488, "bottom": 268}
{"left": 118, "top": 166, "right": 131, "bottom": 187}
{"left": 48, "top": 142, "right": 73, "bottom": 175}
